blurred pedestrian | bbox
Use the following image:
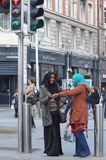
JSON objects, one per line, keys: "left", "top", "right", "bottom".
{"left": 24, "top": 76, "right": 36, "bottom": 128}
{"left": 102, "top": 87, "right": 106, "bottom": 118}
{"left": 12, "top": 89, "right": 18, "bottom": 118}
{"left": 64, "top": 84, "right": 73, "bottom": 117}
{"left": 90, "top": 87, "right": 100, "bottom": 118}
{"left": 40, "top": 71, "right": 63, "bottom": 156}
{"left": 52, "top": 73, "right": 91, "bottom": 158}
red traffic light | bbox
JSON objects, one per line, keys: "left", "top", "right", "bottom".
{"left": 12, "top": 7, "right": 21, "bottom": 18}
{"left": 1, "top": 0, "right": 9, "bottom": 8}
{"left": 12, "top": 0, "right": 21, "bottom": 6}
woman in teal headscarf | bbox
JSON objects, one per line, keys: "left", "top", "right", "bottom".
{"left": 52, "top": 73, "right": 91, "bottom": 158}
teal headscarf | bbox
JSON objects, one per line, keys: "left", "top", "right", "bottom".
{"left": 72, "top": 73, "right": 85, "bottom": 87}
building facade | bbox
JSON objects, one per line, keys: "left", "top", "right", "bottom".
{"left": 0, "top": 0, "right": 105, "bottom": 105}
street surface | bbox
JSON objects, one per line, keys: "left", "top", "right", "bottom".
{"left": 0, "top": 108, "right": 105, "bottom": 159}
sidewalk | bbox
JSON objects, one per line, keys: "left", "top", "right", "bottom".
{"left": 0, "top": 108, "right": 105, "bottom": 159}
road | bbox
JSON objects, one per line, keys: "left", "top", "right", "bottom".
{"left": 0, "top": 108, "right": 105, "bottom": 159}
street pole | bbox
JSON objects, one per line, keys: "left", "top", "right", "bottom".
{"left": 66, "top": 51, "right": 70, "bottom": 80}
{"left": 18, "top": 33, "right": 24, "bottom": 152}
{"left": 94, "top": 102, "right": 103, "bottom": 157}
{"left": 35, "top": 31, "right": 39, "bottom": 90}
{"left": 94, "top": 0, "right": 103, "bottom": 157}
{"left": 34, "top": 31, "right": 41, "bottom": 117}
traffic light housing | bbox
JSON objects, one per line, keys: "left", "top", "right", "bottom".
{"left": 28, "top": 0, "right": 44, "bottom": 33}
{"left": 0, "top": 0, "right": 10, "bottom": 14}
{"left": 10, "top": 0, "right": 23, "bottom": 32}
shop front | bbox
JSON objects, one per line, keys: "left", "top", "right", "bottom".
{"left": 28, "top": 47, "right": 66, "bottom": 84}
{"left": 69, "top": 54, "right": 96, "bottom": 85}
{"left": 0, "top": 47, "right": 18, "bottom": 105}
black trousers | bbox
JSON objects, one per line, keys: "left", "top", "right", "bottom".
{"left": 31, "top": 114, "right": 35, "bottom": 126}
{"left": 44, "top": 111, "right": 63, "bottom": 156}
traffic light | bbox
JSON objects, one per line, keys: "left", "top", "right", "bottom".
{"left": 28, "top": 0, "right": 44, "bottom": 33}
{"left": 0, "top": 0, "right": 10, "bottom": 14}
{"left": 10, "top": 0, "right": 23, "bottom": 32}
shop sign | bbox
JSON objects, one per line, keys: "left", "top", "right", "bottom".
{"left": 0, "top": 52, "right": 17, "bottom": 57}
{"left": 42, "top": 55, "right": 56, "bottom": 62}
{"left": 103, "top": 74, "right": 106, "bottom": 79}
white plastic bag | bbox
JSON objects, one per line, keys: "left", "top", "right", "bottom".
{"left": 11, "top": 104, "right": 14, "bottom": 110}
{"left": 64, "top": 123, "right": 75, "bottom": 142}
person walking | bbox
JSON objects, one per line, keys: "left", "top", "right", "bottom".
{"left": 90, "top": 87, "right": 100, "bottom": 118}
{"left": 12, "top": 89, "right": 18, "bottom": 118}
{"left": 24, "top": 76, "right": 36, "bottom": 128}
{"left": 102, "top": 87, "right": 106, "bottom": 118}
{"left": 52, "top": 73, "right": 91, "bottom": 158}
{"left": 64, "top": 84, "right": 73, "bottom": 117}
{"left": 40, "top": 71, "right": 63, "bottom": 156}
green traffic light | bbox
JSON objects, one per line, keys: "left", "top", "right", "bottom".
{"left": 31, "top": 25, "right": 37, "bottom": 31}
{"left": 12, "top": 19, "right": 21, "bottom": 30}
{"left": 30, "top": 19, "right": 44, "bottom": 31}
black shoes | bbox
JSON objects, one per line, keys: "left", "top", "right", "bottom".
{"left": 32, "top": 125, "right": 36, "bottom": 128}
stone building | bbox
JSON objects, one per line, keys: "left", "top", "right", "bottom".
{"left": 0, "top": 0, "right": 105, "bottom": 105}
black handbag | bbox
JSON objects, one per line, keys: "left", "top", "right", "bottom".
{"left": 54, "top": 99, "right": 66, "bottom": 123}
{"left": 27, "top": 89, "right": 39, "bottom": 105}
{"left": 58, "top": 109, "right": 66, "bottom": 123}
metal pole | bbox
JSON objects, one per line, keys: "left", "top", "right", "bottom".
{"left": 23, "top": 103, "right": 32, "bottom": 153}
{"left": 66, "top": 51, "right": 69, "bottom": 80}
{"left": 35, "top": 31, "right": 39, "bottom": 90}
{"left": 94, "top": 101, "right": 103, "bottom": 157}
{"left": 18, "top": 33, "right": 24, "bottom": 152}
{"left": 35, "top": 31, "right": 41, "bottom": 117}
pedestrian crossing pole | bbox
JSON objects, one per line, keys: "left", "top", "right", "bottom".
{"left": 18, "top": 33, "right": 24, "bottom": 152}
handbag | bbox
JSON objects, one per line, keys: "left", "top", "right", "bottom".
{"left": 27, "top": 89, "right": 39, "bottom": 105}
{"left": 54, "top": 99, "right": 66, "bottom": 123}
{"left": 58, "top": 109, "right": 66, "bottom": 123}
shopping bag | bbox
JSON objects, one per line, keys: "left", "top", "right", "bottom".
{"left": 64, "top": 125, "right": 74, "bottom": 142}
{"left": 11, "top": 104, "right": 14, "bottom": 110}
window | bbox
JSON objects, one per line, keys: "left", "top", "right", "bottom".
{"left": 0, "top": 14, "right": 10, "bottom": 30}
{"left": 44, "top": 0, "right": 52, "bottom": 9}
{"left": 71, "top": 27, "right": 76, "bottom": 50}
{"left": 88, "top": 3, "right": 93, "bottom": 24}
{"left": 56, "top": 22, "right": 61, "bottom": 48}
{"left": 71, "top": 0, "right": 77, "bottom": 18}
{"left": 89, "top": 32, "right": 93, "bottom": 54}
{"left": 55, "top": 0, "right": 62, "bottom": 13}
{"left": 80, "top": 29, "right": 85, "bottom": 48}
{"left": 44, "top": 19, "right": 49, "bottom": 37}
{"left": 80, "top": 0, "right": 85, "bottom": 21}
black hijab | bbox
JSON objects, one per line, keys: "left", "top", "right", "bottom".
{"left": 42, "top": 71, "right": 59, "bottom": 94}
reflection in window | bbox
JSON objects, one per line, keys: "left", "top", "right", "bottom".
{"left": 89, "top": 32, "right": 93, "bottom": 54}
{"left": 56, "top": 22, "right": 61, "bottom": 48}
{"left": 71, "top": 26, "right": 76, "bottom": 50}
{"left": 71, "top": 0, "right": 77, "bottom": 18}
{"left": 0, "top": 77, "right": 9, "bottom": 95}
{"left": 80, "top": 0, "right": 85, "bottom": 21}
{"left": 0, "top": 14, "right": 10, "bottom": 30}
{"left": 88, "top": 3, "right": 93, "bottom": 24}
{"left": 44, "top": 19, "right": 49, "bottom": 37}
{"left": 44, "top": 0, "right": 52, "bottom": 9}
{"left": 55, "top": 0, "right": 62, "bottom": 13}
{"left": 80, "top": 29, "right": 85, "bottom": 48}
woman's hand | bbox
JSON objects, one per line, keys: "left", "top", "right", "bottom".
{"left": 52, "top": 93, "right": 59, "bottom": 99}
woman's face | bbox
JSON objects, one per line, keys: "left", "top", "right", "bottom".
{"left": 49, "top": 74, "right": 56, "bottom": 84}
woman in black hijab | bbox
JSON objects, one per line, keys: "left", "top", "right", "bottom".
{"left": 40, "top": 71, "right": 63, "bottom": 156}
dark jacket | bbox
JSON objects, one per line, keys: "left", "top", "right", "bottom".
{"left": 90, "top": 90, "right": 100, "bottom": 105}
